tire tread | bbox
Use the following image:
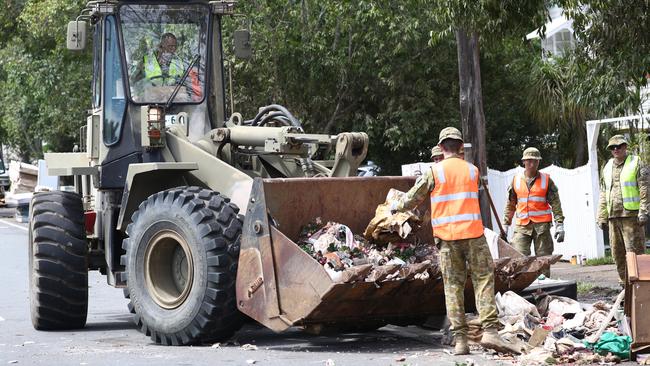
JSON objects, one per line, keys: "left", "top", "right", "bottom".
{"left": 122, "top": 187, "right": 243, "bottom": 346}
{"left": 30, "top": 191, "right": 88, "bottom": 330}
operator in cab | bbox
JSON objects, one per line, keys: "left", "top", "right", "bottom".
{"left": 130, "top": 33, "right": 196, "bottom": 102}
{"left": 144, "top": 33, "right": 184, "bottom": 85}
{"left": 131, "top": 33, "right": 183, "bottom": 86}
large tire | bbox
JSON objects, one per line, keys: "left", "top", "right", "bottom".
{"left": 122, "top": 186, "right": 243, "bottom": 346}
{"left": 29, "top": 191, "right": 88, "bottom": 330}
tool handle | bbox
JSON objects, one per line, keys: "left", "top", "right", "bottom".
{"left": 481, "top": 177, "right": 507, "bottom": 240}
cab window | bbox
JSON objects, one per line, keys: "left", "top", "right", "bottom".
{"left": 103, "top": 16, "right": 127, "bottom": 145}
{"left": 92, "top": 24, "right": 102, "bottom": 109}
{"left": 119, "top": 3, "right": 209, "bottom": 104}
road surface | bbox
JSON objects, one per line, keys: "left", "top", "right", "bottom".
{"left": 0, "top": 217, "right": 508, "bottom": 366}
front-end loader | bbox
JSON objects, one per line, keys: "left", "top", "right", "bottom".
{"left": 29, "top": 0, "right": 554, "bottom": 346}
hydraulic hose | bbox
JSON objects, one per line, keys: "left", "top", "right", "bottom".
{"left": 257, "top": 112, "right": 292, "bottom": 127}
{"left": 251, "top": 104, "right": 302, "bottom": 129}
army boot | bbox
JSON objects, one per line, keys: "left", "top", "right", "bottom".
{"left": 480, "top": 327, "right": 522, "bottom": 354}
{"left": 454, "top": 334, "right": 470, "bottom": 355}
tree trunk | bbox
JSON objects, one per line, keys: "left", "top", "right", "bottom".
{"left": 455, "top": 29, "right": 492, "bottom": 229}
{"left": 574, "top": 115, "right": 587, "bottom": 167}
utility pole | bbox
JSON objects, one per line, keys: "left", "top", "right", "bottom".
{"left": 455, "top": 29, "right": 492, "bottom": 229}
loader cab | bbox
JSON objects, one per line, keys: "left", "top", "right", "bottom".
{"left": 77, "top": 1, "right": 230, "bottom": 189}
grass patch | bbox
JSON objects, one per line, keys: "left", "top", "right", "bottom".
{"left": 577, "top": 281, "right": 594, "bottom": 295}
{"left": 584, "top": 256, "right": 615, "bottom": 266}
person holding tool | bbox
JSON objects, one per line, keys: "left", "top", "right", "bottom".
{"left": 391, "top": 127, "right": 513, "bottom": 355}
{"left": 502, "top": 147, "right": 565, "bottom": 277}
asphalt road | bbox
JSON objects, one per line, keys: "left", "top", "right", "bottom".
{"left": 0, "top": 217, "right": 514, "bottom": 366}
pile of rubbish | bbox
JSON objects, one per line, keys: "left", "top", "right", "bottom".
{"left": 7, "top": 160, "right": 37, "bottom": 194}
{"left": 297, "top": 216, "right": 438, "bottom": 283}
{"left": 483, "top": 289, "right": 631, "bottom": 364}
{"left": 296, "top": 189, "right": 440, "bottom": 283}
{"left": 296, "top": 188, "right": 562, "bottom": 285}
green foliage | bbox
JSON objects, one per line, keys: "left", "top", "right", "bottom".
{"left": 576, "top": 281, "right": 594, "bottom": 294}
{"left": 223, "top": 1, "right": 551, "bottom": 173}
{"left": 561, "top": 0, "right": 650, "bottom": 116}
{"left": 223, "top": 1, "right": 460, "bottom": 174}
{"left": 526, "top": 55, "right": 592, "bottom": 167}
{"left": 481, "top": 38, "right": 550, "bottom": 170}
{"left": 584, "top": 256, "right": 615, "bottom": 266}
{"left": 428, "top": 0, "right": 548, "bottom": 41}
{"left": 427, "top": 0, "right": 549, "bottom": 172}
{"left": 0, "top": 0, "right": 90, "bottom": 162}
{"left": 0, "top": 0, "right": 644, "bottom": 172}
{"left": 627, "top": 132, "right": 650, "bottom": 165}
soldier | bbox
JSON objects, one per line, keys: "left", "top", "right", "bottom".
{"left": 597, "top": 135, "right": 648, "bottom": 286}
{"left": 392, "top": 127, "right": 510, "bottom": 355}
{"left": 502, "top": 147, "right": 565, "bottom": 277}
{"left": 431, "top": 146, "right": 444, "bottom": 163}
{"left": 131, "top": 33, "right": 184, "bottom": 86}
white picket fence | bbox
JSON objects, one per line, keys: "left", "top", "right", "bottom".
{"left": 402, "top": 163, "right": 603, "bottom": 259}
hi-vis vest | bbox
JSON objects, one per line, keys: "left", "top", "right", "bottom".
{"left": 603, "top": 154, "right": 640, "bottom": 211}
{"left": 513, "top": 172, "right": 552, "bottom": 225}
{"left": 430, "top": 158, "right": 484, "bottom": 241}
{"left": 144, "top": 54, "right": 183, "bottom": 85}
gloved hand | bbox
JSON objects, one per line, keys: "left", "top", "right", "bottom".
{"left": 639, "top": 214, "right": 648, "bottom": 226}
{"left": 554, "top": 223, "right": 565, "bottom": 243}
{"left": 597, "top": 220, "right": 608, "bottom": 230}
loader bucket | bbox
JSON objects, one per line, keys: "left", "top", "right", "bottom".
{"left": 236, "top": 177, "right": 555, "bottom": 333}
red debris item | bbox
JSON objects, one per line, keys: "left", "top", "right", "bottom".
{"left": 189, "top": 67, "right": 203, "bottom": 101}
{"left": 84, "top": 211, "right": 96, "bottom": 235}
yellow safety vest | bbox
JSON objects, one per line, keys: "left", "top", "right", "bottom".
{"left": 603, "top": 154, "right": 640, "bottom": 211}
{"left": 143, "top": 54, "right": 183, "bottom": 85}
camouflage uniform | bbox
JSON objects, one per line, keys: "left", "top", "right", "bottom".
{"left": 395, "top": 156, "right": 499, "bottom": 336}
{"left": 597, "top": 155, "right": 648, "bottom": 284}
{"left": 503, "top": 175, "right": 564, "bottom": 276}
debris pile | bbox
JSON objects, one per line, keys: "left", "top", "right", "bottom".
{"left": 487, "top": 289, "right": 632, "bottom": 364}
{"left": 296, "top": 188, "right": 562, "bottom": 287}
{"left": 297, "top": 216, "right": 438, "bottom": 283}
{"left": 7, "top": 160, "right": 37, "bottom": 194}
{"left": 363, "top": 189, "right": 423, "bottom": 244}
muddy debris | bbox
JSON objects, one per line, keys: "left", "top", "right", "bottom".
{"left": 297, "top": 216, "right": 438, "bottom": 283}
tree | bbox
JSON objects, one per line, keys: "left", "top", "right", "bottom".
{"left": 0, "top": 0, "right": 90, "bottom": 162}
{"left": 561, "top": 0, "right": 650, "bottom": 117}
{"left": 481, "top": 38, "right": 550, "bottom": 170}
{"left": 526, "top": 56, "right": 591, "bottom": 167}
{"left": 224, "top": 1, "right": 461, "bottom": 174}
{"left": 430, "top": 1, "right": 548, "bottom": 226}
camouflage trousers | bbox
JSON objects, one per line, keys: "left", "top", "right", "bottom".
{"left": 438, "top": 236, "right": 499, "bottom": 337}
{"left": 511, "top": 222, "right": 554, "bottom": 277}
{"left": 609, "top": 217, "right": 645, "bottom": 284}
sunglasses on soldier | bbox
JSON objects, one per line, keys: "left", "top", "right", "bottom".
{"left": 608, "top": 144, "right": 626, "bottom": 151}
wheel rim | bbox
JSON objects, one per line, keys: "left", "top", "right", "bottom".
{"left": 144, "top": 230, "right": 194, "bottom": 309}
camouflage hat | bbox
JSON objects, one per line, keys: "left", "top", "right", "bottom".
{"left": 438, "top": 127, "right": 463, "bottom": 144}
{"left": 430, "top": 146, "right": 443, "bottom": 159}
{"left": 607, "top": 134, "right": 629, "bottom": 149}
{"left": 521, "top": 147, "right": 542, "bottom": 160}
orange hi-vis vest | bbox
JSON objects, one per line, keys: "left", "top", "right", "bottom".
{"left": 513, "top": 172, "right": 552, "bottom": 225}
{"left": 430, "top": 158, "right": 484, "bottom": 241}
